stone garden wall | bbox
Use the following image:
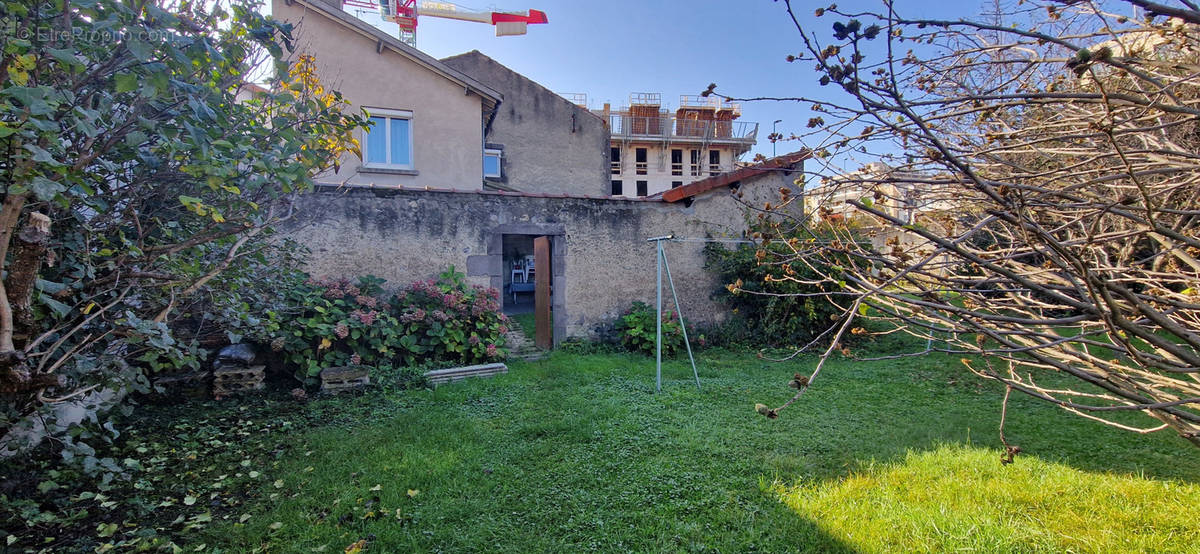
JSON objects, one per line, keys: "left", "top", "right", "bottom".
{"left": 280, "top": 174, "right": 796, "bottom": 341}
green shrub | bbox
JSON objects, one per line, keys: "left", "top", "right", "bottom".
{"left": 704, "top": 224, "right": 858, "bottom": 347}
{"left": 615, "top": 301, "right": 691, "bottom": 356}
{"left": 199, "top": 238, "right": 314, "bottom": 347}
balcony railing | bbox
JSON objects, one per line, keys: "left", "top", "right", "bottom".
{"left": 560, "top": 92, "right": 588, "bottom": 108}
{"left": 679, "top": 95, "right": 742, "bottom": 116}
{"left": 608, "top": 115, "right": 758, "bottom": 144}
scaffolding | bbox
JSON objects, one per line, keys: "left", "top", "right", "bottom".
{"left": 597, "top": 92, "right": 758, "bottom": 151}
{"left": 559, "top": 92, "right": 588, "bottom": 109}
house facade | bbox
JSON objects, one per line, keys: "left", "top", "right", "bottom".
{"left": 270, "top": 1, "right": 803, "bottom": 346}
{"left": 440, "top": 51, "right": 610, "bottom": 196}
{"left": 272, "top": 0, "right": 502, "bottom": 190}
{"left": 592, "top": 94, "right": 759, "bottom": 198}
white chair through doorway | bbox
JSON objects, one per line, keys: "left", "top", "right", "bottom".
{"left": 510, "top": 258, "right": 525, "bottom": 283}
{"left": 523, "top": 255, "right": 535, "bottom": 282}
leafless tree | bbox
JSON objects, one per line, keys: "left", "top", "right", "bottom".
{"left": 729, "top": 0, "right": 1200, "bottom": 448}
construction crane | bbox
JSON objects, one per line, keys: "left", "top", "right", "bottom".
{"left": 341, "top": 0, "right": 548, "bottom": 47}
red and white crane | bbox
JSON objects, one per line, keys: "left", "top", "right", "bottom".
{"left": 341, "top": 0, "right": 548, "bottom": 47}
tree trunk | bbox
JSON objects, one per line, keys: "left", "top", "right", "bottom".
{"left": 0, "top": 193, "right": 27, "bottom": 358}
{"left": 7, "top": 212, "right": 50, "bottom": 346}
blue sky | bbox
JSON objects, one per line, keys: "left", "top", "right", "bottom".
{"left": 336, "top": 0, "right": 980, "bottom": 169}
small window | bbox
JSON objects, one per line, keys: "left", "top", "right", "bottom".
{"left": 483, "top": 148, "right": 502, "bottom": 178}
{"left": 363, "top": 108, "right": 413, "bottom": 169}
{"left": 709, "top": 149, "right": 720, "bottom": 176}
{"left": 671, "top": 181, "right": 682, "bottom": 189}
{"left": 610, "top": 147, "right": 621, "bottom": 175}
{"left": 635, "top": 148, "right": 648, "bottom": 175}
{"left": 611, "top": 180, "right": 623, "bottom": 196}
{"left": 671, "top": 149, "right": 683, "bottom": 176}
{"left": 636, "top": 180, "right": 648, "bottom": 197}
{"left": 690, "top": 149, "right": 700, "bottom": 176}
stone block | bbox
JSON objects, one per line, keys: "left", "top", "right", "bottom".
{"left": 212, "top": 365, "right": 265, "bottom": 398}
{"left": 320, "top": 365, "right": 371, "bottom": 393}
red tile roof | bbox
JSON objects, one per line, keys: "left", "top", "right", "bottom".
{"left": 661, "top": 149, "right": 810, "bottom": 203}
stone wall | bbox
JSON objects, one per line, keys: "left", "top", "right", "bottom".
{"left": 280, "top": 177, "right": 795, "bottom": 341}
{"left": 441, "top": 51, "right": 610, "bottom": 197}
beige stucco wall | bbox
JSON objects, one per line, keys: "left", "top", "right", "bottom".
{"left": 440, "top": 51, "right": 611, "bottom": 196}
{"left": 273, "top": 0, "right": 487, "bottom": 189}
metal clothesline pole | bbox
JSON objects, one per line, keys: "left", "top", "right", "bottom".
{"left": 648, "top": 235, "right": 671, "bottom": 392}
{"left": 654, "top": 237, "right": 664, "bottom": 392}
{"left": 645, "top": 234, "right": 700, "bottom": 392}
{"left": 666, "top": 237, "right": 755, "bottom": 244}
{"left": 661, "top": 242, "right": 701, "bottom": 391}
{"left": 643, "top": 235, "right": 815, "bottom": 392}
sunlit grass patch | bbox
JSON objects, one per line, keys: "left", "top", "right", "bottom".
{"left": 771, "top": 444, "right": 1200, "bottom": 553}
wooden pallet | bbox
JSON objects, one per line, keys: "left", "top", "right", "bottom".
{"left": 424, "top": 363, "right": 508, "bottom": 386}
{"left": 320, "top": 366, "right": 371, "bottom": 393}
{"left": 212, "top": 365, "right": 265, "bottom": 397}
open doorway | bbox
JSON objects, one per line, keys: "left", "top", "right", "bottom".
{"left": 501, "top": 234, "right": 536, "bottom": 315}
{"left": 499, "top": 233, "right": 556, "bottom": 349}
{"left": 479, "top": 225, "right": 564, "bottom": 349}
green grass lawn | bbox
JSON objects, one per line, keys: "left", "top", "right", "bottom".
{"left": 207, "top": 348, "right": 1200, "bottom": 552}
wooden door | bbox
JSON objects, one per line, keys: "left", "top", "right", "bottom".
{"left": 534, "top": 236, "right": 552, "bottom": 349}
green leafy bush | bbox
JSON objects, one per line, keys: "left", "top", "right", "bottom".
{"left": 0, "top": 0, "right": 368, "bottom": 456}
{"left": 704, "top": 224, "right": 857, "bottom": 347}
{"left": 615, "top": 301, "right": 690, "bottom": 356}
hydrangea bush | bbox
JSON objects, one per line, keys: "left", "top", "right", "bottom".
{"left": 282, "top": 268, "right": 507, "bottom": 383}
{"left": 389, "top": 268, "right": 509, "bottom": 365}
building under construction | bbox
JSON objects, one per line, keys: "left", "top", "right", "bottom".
{"left": 584, "top": 93, "right": 759, "bottom": 197}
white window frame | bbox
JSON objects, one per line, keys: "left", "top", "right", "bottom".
{"left": 362, "top": 107, "right": 414, "bottom": 170}
{"left": 483, "top": 148, "right": 502, "bottom": 179}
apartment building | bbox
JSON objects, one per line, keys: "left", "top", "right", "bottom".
{"left": 588, "top": 93, "right": 758, "bottom": 198}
